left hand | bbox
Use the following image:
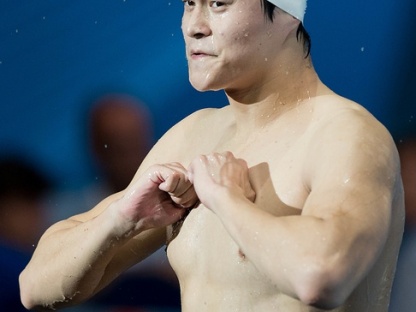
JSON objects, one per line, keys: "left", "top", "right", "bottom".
{"left": 188, "top": 151, "right": 256, "bottom": 210}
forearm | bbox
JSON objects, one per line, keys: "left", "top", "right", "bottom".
{"left": 19, "top": 163, "right": 191, "bottom": 311}
{"left": 211, "top": 188, "right": 378, "bottom": 308}
{"left": 19, "top": 203, "right": 133, "bottom": 310}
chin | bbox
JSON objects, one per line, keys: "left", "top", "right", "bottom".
{"left": 189, "top": 73, "right": 224, "bottom": 92}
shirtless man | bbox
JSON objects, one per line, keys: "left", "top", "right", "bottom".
{"left": 19, "top": 0, "right": 404, "bottom": 311}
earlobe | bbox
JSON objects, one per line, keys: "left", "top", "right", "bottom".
{"left": 274, "top": 9, "right": 301, "bottom": 34}
{"left": 287, "top": 16, "right": 301, "bottom": 32}
{"left": 283, "top": 18, "right": 301, "bottom": 39}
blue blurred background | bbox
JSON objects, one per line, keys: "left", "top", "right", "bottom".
{"left": 1, "top": 0, "right": 415, "bottom": 188}
{"left": 1, "top": 1, "right": 416, "bottom": 311}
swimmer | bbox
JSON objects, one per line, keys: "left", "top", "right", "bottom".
{"left": 19, "top": 0, "right": 404, "bottom": 311}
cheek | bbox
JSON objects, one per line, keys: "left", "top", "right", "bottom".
{"left": 227, "top": 20, "right": 267, "bottom": 49}
{"left": 223, "top": 32, "right": 265, "bottom": 64}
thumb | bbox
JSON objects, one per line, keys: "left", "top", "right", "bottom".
{"left": 187, "top": 166, "right": 194, "bottom": 184}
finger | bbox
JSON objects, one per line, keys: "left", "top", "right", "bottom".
{"left": 164, "top": 162, "right": 187, "bottom": 173}
{"left": 155, "top": 162, "right": 188, "bottom": 189}
{"left": 171, "top": 187, "right": 199, "bottom": 208}
{"left": 159, "top": 171, "right": 184, "bottom": 193}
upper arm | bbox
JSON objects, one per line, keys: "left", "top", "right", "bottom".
{"left": 305, "top": 109, "right": 399, "bottom": 219}
{"left": 301, "top": 109, "right": 400, "bottom": 296}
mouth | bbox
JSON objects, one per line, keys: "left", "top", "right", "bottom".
{"left": 190, "top": 49, "right": 215, "bottom": 59}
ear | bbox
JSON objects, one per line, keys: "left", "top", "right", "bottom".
{"left": 280, "top": 11, "right": 301, "bottom": 34}
{"left": 271, "top": 10, "right": 301, "bottom": 42}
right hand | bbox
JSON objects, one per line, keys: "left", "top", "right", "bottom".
{"left": 114, "top": 163, "right": 198, "bottom": 235}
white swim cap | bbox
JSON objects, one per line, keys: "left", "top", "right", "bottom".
{"left": 266, "top": 0, "right": 307, "bottom": 23}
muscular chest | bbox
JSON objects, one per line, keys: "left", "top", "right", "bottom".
{"left": 167, "top": 132, "right": 310, "bottom": 284}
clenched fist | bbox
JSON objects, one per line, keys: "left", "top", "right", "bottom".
{"left": 116, "top": 162, "right": 198, "bottom": 234}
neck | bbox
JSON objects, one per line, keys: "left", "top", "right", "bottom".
{"left": 224, "top": 57, "right": 330, "bottom": 131}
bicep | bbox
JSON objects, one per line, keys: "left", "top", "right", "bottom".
{"left": 301, "top": 116, "right": 399, "bottom": 279}
{"left": 303, "top": 110, "right": 398, "bottom": 235}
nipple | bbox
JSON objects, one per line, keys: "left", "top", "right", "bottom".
{"left": 238, "top": 249, "right": 246, "bottom": 261}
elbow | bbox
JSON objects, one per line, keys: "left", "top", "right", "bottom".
{"left": 20, "top": 293, "right": 42, "bottom": 311}
{"left": 294, "top": 261, "right": 351, "bottom": 310}
{"left": 19, "top": 270, "right": 41, "bottom": 311}
{"left": 19, "top": 269, "right": 60, "bottom": 311}
{"left": 297, "top": 285, "right": 345, "bottom": 310}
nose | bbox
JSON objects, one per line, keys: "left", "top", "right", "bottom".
{"left": 183, "top": 8, "right": 212, "bottom": 39}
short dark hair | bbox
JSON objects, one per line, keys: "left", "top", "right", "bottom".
{"left": 261, "top": 0, "right": 311, "bottom": 57}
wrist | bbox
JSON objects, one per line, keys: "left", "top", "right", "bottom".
{"left": 204, "top": 184, "right": 247, "bottom": 213}
{"left": 105, "top": 198, "right": 143, "bottom": 240}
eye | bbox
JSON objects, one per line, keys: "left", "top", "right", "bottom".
{"left": 210, "top": 1, "right": 225, "bottom": 8}
{"left": 182, "top": 0, "right": 195, "bottom": 7}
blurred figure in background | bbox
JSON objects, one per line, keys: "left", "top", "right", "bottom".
{"left": 390, "top": 136, "right": 416, "bottom": 312}
{"left": 88, "top": 93, "right": 154, "bottom": 194}
{"left": 48, "top": 93, "right": 155, "bottom": 220}
{"left": 0, "top": 156, "right": 52, "bottom": 311}
{"left": 48, "top": 93, "right": 180, "bottom": 311}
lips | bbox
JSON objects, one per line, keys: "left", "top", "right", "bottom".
{"left": 189, "top": 49, "right": 216, "bottom": 58}
{"left": 192, "top": 51, "right": 206, "bottom": 56}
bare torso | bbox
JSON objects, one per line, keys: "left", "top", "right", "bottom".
{"left": 166, "top": 95, "right": 404, "bottom": 311}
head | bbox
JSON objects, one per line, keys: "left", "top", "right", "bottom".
{"left": 88, "top": 94, "right": 153, "bottom": 192}
{"left": 181, "top": 0, "right": 311, "bottom": 93}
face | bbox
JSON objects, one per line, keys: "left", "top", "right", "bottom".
{"left": 181, "top": 0, "right": 289, "bottom": 92}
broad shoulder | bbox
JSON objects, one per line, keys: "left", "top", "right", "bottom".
{"left": 309, "top": 95, "right": 392, "bottom": 144}
{"left": 305, "top": 94, "right": 399, "bottom": 190}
